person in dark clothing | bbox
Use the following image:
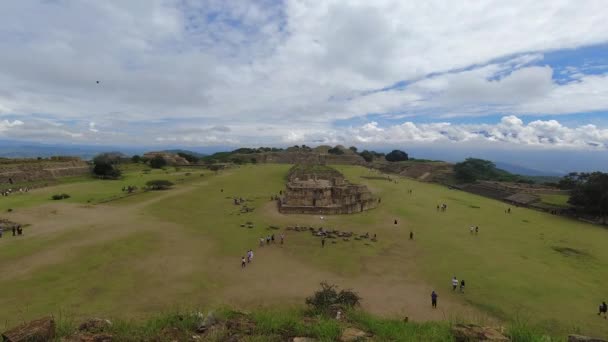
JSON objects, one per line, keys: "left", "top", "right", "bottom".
{"left": 431, "top": 291, "right": 438, "bottom": 308}
{"left": 12, "top": 226, "right": 16, "bottom": 236}
{"left": 271, "top": 234, "right": 275, "bottom": 243}
{"left": 409, "top": 231, "right": 414, "bottom": 240}
{"left": 394, "top": 219, "right": 398, "bottom": 225}
{"left": 599, "top": 301, "right": 608, "bottom": 318}
{"left": 321, "top": 238, "right": 325, "bottom": 248}
{"left": 460, "top": 279, "right": 465, "bottom": 293}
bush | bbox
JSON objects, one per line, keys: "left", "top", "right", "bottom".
{"left": 93, "top": 161, "right": 122, "bottom": 179}
{"left": 51, "top": 193, "right": 70, "bottom": 200}
{"left": 146, "top": 180, "right": 174, "bottom": 190}
{"left": 327, "top": 147, "right": 344, "bottom": 155}
{"left": 385, "top": 149, "right": 409, "bottom": 162}
{"left": 149, "top": 156, "right": 168, "bottom": 169}
{"left": 305, "top": 282, "right": 361, "bottom": 313}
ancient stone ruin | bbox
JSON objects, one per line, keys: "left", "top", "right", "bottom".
{"left": 278, "top": 164, "right": 377, "bottom": 215}
{"left": 143, "top": 152, "right": 190, "bottom": 166}
{"left": 0, "top": 157, "right": 89, "bottom": 186}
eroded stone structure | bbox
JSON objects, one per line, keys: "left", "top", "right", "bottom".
{"left": 278, "top": 164, "right": 377, "bottom": 214}
{"left": 0, "top": 157, "right": 90, "bottom": 185}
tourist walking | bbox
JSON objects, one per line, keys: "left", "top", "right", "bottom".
{"left": 247, "top": 250, "right": 253, "bottom": 263}
{"left": 266, "top": 235, "right": 271, "bottom": 245}
{"left": 394, "top": 219, "right": 398, "bottom": 225}
{"left": 280, "top": 233, "right": 284, "bottom": 245}
{"left": 0, "top": 227, "right": 3, "bottom": 238}
{"left": 409, "top": 231, "right": 414, "bottom": 240}
{"left": 431, "top": 291, "right": 438, "bottom": 308}
{"left": 259, "top": 237, "right": 264, "bottom": 247}
{"left": 460, "top": 279, "right": 465, "bottom": 293}
{"left": 271, "top": 234, "right": 275, "bottom": 243}
{"left": 469, "top": 226, "right": 474, "bottom": 234}
{"left": 321, "top": 238, "right": 325, "bottom": 248}
{"left": 475, "top": 226, "right": 479, "bottom": 234}
{"left": 599, "top": 301, "right": 608, "bottom": 318}
{"left": 241, "top": 256, "right": 246, "bottom": 268}
{"left": 12, "top": 226, "right": 16, "bottom": 236}
{"left": 452, "top": 276, "right": 458, "bottom": 291}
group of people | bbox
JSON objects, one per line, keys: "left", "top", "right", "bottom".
{"left": 258, "top": 233, "right": 284, "bottom": 247}
{"left": 469, "top": 225, "right": 479, "bottom": 234}
{"left": 452, "top": 276, "right": 465, "bottom": 292}
{"left": 437, "top": 203, "right": 448, "bottom": 212}
{"left": 431, "top": 276, "right": 466, "bottom": 308}
{"left": 0, "top": 224, "right": 23, "bottom": 238}
{"left": 1, "top": 187, "right": 30, "bottom": 197}
{"left": 241, "top": 249, "right": 255, "bottom": 268}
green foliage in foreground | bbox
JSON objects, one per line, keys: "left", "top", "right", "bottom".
{"left": 51, "top": 308, "right": 558, "bottom": 341}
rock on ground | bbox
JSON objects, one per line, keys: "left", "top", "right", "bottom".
{"left": 451, "top": 324, "right": 509, "bottom": 342}
{"left": 63, "top": 332, "right": 114, "bottom": 342}
{"left": 568, "top": 334, "right": 608, "bottom": 342}
{"left": 1, "top": 316, "right": 55, "bottom": 342}
{"left": 78, "top": 318, "right": 112, "bottom": 333}
{"left": 339, "top": 327, "right": 371, "bottom": 342}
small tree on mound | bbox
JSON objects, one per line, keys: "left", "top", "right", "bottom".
{"left": 146, "top": 180, "right": 174, "bottom": 190}
{"left": 385, "top": 149, "right": 409, "bottom": 162}
{"left": 92, "top": 159, "right": 122, "bottom": 179}
{"left": 327, "top": 147, "right": 345, "bottom": 155}
{"left": 305, "top": 282, "right": 361, "bottom": 313}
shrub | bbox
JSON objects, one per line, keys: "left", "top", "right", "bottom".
{"left": 146, "top": 180, "right": 174, "bottom": 190}
{"left": 51, "top": 193, "right": 70, "bottom": 200}
{"left": 385, "top": 149, "right": 409, "bottom": 162}
{"left": 305, "top": 282, "right": 361, "bottom": 313}
{"left": 93, "top": 161, "right": 122, "bottom": 179}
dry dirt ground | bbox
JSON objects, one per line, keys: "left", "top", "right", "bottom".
{"left": 0, "top": 173, "right": 493, "bottom": 328}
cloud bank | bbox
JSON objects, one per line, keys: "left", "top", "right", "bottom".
{"left": 0, "top": 0, "right": 607, "bottom": 150}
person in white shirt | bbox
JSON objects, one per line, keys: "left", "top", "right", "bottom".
{"left": 452, "top": 276, "right": 458, "bottom": 291}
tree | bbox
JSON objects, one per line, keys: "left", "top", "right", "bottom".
{"left": 92, "top": 153, "right": 122, "bottom": 179}
{"left": 453, "top": 158, "right": 497, "bottom": 183}
{"left": 567, "top": 172, "right": 608, "bottom": 223}
{"left": 558, "top": 172, "right": 581, "bottom": 190}
{"left": 358, "top": 150, "right": 374, "bottom": 162}
{"left": 328, "top": 147, "right": 344, "bottom": 155}
{"left": 385, "top": 149, "right": 409, "bottom": 162}
{"left": 149, "top": 155, "right": 167, "bottom": 169}
{"left": 145, "top": 179, "right": 174, "bottom": 190}
{"left": 131, "top": 155, "right": 141, "bottom": 163}
{"left": 349, "top": 146, "right": 358, "bottom": 153}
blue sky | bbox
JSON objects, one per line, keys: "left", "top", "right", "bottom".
{"left": 0, "top": 1, "right": 607, "bottom": 171}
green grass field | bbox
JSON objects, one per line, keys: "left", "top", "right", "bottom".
{"left": 539, "top": 193, "right": 571, "bottom": 208}
{"left": 0, "top": 164, "right": 606, "bottom": 339}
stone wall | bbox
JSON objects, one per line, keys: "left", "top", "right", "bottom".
{"left": 278, "top": 164, "right": 378, "bottom": 215}
{"left": 234, "top": 152, "right": 366, "bottom": 165}
{"left": 0, "top": 159, "right": 90, "bottom": 185}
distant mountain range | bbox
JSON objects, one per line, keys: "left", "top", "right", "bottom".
{"left": 494, "top": 161, "right": 565, "bottom": 177}
{"left": 160, "top": 149, "right": 207, "bottom": 158}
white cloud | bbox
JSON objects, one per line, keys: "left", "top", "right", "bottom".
{"left": 0, "top": 119, "right": 23, "bottom": 131}
{"left": 0, "top": 1, "right": 607, "bottom": 147}
{"left": 280, "top": 115, "right": 608, "bottom": 150}
{"left": 89, "top": 122, "right": 99, "bottom": 133}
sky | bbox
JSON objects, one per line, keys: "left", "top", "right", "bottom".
{"left": 0, "top": 1, "right": 607, "bottom": 171}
